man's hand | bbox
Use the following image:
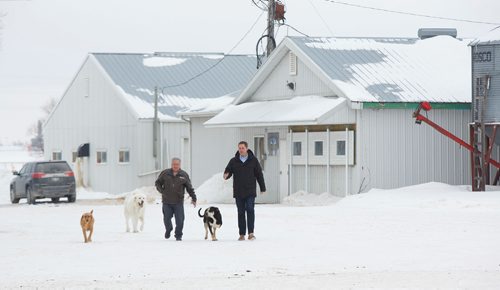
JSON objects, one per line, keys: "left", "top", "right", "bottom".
{"left": 191, "top": 200, "right": 197, "bottom": 207}
{"left": 223, "top": 173, "right": 229, "bottom": 180}
{"left": 260, "top": 191, "right": 266, "bottom": 195}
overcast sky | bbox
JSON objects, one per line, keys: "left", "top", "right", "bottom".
{"left": 0, "top": 0, "right": 498, "bottom": 144}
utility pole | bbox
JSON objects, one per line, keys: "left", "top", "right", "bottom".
{"left": 266, "top": 0, "right": 275, "bottom": 56}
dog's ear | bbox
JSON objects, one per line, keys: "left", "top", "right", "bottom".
{"left": 90, "top": 209, "right": 93, "bottom": 215}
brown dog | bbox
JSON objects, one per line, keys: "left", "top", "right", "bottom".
{"left": 80, "top": 210, "right": 95, "bottom": 243}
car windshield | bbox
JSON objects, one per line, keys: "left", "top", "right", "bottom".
{"left": 35, "top": 162, "right": 71, "bottom": 173}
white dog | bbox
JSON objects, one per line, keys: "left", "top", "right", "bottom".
{"left": 124, "top": 191, "right": 146, "bottom": 233}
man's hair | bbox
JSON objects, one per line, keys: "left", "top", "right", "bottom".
{"left": 238, "top": 141, "right": 248, "bottom": 148}
{"left": 171, "top": 157, "right": 181, "bottom": 163}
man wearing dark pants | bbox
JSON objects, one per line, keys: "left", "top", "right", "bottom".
{"left": 155, "top": 158, "right": 196, "bottom": 241}
{"left": 224, "top": 141, "right": 266, "bottom": 241}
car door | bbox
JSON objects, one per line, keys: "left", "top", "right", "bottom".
{"left": 18, "top": 163, "right": 32, "bottom": 195}
{"left": 15, "top": 164, "right": 27, "bottom": 194}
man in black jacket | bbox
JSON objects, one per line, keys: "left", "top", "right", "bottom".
{"left": 224, "top": 141, "right": 266, "bottom": 241}
{"left": 155, "top": 157, "right": 196, "bottom": 241}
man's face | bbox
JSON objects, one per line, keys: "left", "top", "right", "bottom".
{"left": 171, "top": 160, "right": 181, "bottom": 172}
{"left": 238, "top": 144, "right": 248, "bottom": 156}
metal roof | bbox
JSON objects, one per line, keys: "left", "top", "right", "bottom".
{"left": 287, "top": 36, "right": 471, "bottom": 103}
{"left": 92, "top": 52, "right": 257, "bottom": 120}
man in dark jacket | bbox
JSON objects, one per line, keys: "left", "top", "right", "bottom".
{"left": 224, "top": 141, "right": 266, "bottom": 241}
{"left": 155, "top": 157, "right": 196, "bottom": 241}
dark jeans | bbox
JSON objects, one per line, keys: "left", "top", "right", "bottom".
{"left": 162, "top": 202, "right": 185, "bottom": 239}
{"left": 235, "top": 196, "right": 255, "bottom": 235}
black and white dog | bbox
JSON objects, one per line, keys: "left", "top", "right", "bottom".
{"left": 198, "top": 207, "right": 222, "bottom": 241}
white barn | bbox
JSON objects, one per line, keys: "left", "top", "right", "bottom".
{"left": 44, "top": 52, "right": 256, "bottom": 194}
{"left": 180, "top": 35, "right": 472, "bottom": 203}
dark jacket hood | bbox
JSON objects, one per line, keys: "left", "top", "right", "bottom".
{"left": 234, "top": 149, "right": 255, "bottom": 159}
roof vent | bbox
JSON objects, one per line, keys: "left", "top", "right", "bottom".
{"left": 418, "top": 28, "right": 457, "bottom": 39}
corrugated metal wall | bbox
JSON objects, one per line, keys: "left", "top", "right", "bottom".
{"left": 251, "top": 52, "right": 332, "bottom": 101}
{"left": 357, "top": 108, "right": 471, "bottom": 190}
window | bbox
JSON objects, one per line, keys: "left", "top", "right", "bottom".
{"left": 314, "top": 141, "right": 323, "bottom": 156}
{"left": 337, "top": 140, "right": 346, "bottom": 156}
{"left": 96, "top": 150, "right": 107, "bottom": 164}
{"left": 293, "top": 142, "right": 302, "bottom": 156}
{"left": 52, "top": 151, "right": 62, "bottom": 161}
{"left": 118, "top": 149, "right": 130, "bottom": 163}
{"left": 72, "top": 151, "right": 77, "bottom": 163}
{"left": 267, "top": 132, "right": 279, "bottom": 156}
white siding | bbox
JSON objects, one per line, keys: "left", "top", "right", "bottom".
{"left": 251, "top": 51, "right": 333, "bottom": 102}
{"left": 291, "top": 165, "right": 353, "bottom": 197}
{"left": 356, "top": 108, "right": 471, "bottom": 191}
{"left": 189, "top": 117, "right": 241, "bottom": 187}
{"left": 44, "top": 57, "right": 139, "bottom": 194}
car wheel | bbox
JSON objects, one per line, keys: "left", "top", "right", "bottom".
{"left": 10, "top": 187, "right": 20, "bottom": 204}
{"left": 26, "top": 187, "right": 36, "bottom": 205}
{"left": 67, "top": 195, "right": 76, "bottom": 203}
{"left": 51, "top": 197, "right": 60, "bottom": 203}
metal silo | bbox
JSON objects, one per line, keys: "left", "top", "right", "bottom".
{"left": 470, "top": 28, "right": 500, "bottom": 190}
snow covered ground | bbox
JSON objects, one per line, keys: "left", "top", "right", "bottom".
{"left": 1, "top": 181, "right": 500, "bottom": 288}
{"left": 2, "top": 147, "right": 500, "bottom": 288}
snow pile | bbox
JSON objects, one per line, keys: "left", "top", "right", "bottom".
{"left": 195, "top": 172, "right": 234, "bottom": 204}
{"left": 282, "top": 190, "right": 342, "bottom": 206}
{"left": 143, "top": 56, "right": 186, "bottom": 67}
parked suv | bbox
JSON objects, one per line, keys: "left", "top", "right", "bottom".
{"left": 10, "top": 161, "right": 76, "bottom": 204}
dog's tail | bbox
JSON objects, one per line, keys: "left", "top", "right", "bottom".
{"left": 197, "top": 208, "right": 204, "bottom": 218}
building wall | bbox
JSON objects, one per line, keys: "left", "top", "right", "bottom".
{"left": 291, "top": 165, "right": 353, "bottom": 197}
{"left": 251, "top": 51, "right": 332, "bottom": 102}
{"left": 189, "top": 117, "right": 241, "bottom": 187}
{"left": 44, "top": 56, "right": 139, "bottom": 194}
{"left": 135, "top": 120, "right": 190, "bottom": 189}
{"left": 356, "top": 108, "right": 471, "bottom": 191}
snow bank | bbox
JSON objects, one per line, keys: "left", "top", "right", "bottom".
{"left": 195, "top": 172, "right": 234, "bottom": 204}
{"left": 282, "top": 190, "right": 342, "bottom": 206}
{"left": 344, "top": 182, "right": 500, "bottom": 211}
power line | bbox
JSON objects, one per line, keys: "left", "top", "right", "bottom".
{"left": 322, "top": 0, "right": 500, "bottom": 26}
{"left": 160, "top": 11, "right": 265, "bottom": 90}
{"left": 307, "top": 0, "right": 335, "bottom": 36}
{"left": 282, "top": 23, "right": 310, "bottom": 37}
